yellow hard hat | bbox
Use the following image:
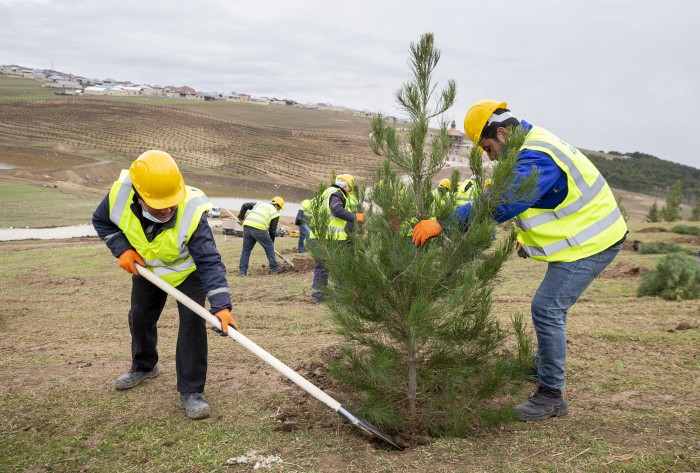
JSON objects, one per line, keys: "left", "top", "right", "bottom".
{"left": 336, "top": 174, "right": 355, "bottom": 190}
{"left": 129, "top": 150, "right": 185, "bottom": 209}
{"left": 439, "top": 178, "right": 451, "bottom": 190}
{"left": 484, "top": 178, "right": 494, "bottom": 187}
{"left": 463, "top": 100, "right": 508, "bottom": 143}
{"left": 271, "top": 196, "right": 285, "bottom": 210}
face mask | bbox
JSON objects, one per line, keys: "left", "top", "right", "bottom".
{"left": 140, "top": 204, "right": 175, "bottom": 223}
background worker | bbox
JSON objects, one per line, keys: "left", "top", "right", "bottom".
{"left": 309, "top": 174, "right": 364, "bottom": 303}
{"left": 430, "top": 178, "right": 451, "bottom": 213}
{"left": 295, "top": 198, "right": 311, "bottom": 253}
{"left": 92, "top": 150, "right": 236, "bottom": 420}
{"left": 455, "top": 176, "right": 478, "bottom": 208}
{"left": 413, "top": 100, "right": 627, "bottom": 421}
{"left": 238, "top": 197, "right": 285, "bottom": 275}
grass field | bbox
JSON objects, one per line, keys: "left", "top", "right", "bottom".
{"left": 0, "top": 76, "right": 57, "bottom": 100}
{"left": 0, "top": 180, "right": 101, "bottom": 227}
{"left": 0, "top": 216, "right": 698, "bottom": 472}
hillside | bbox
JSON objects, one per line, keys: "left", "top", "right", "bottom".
{"left": 0, "top": 76, "right": 696, "bottom": 218}
{"left": 583, "top": 149, "right": 700, "bottom": 202}
{"left": 0, "top": 98, "right": 381, "bottom": 200}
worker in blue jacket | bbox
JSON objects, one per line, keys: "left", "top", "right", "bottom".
{"left": 413, "top": 100, "right": 627, "bottom": 422}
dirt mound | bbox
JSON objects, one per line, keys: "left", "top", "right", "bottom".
{"left": 600, "top": 262, "right": 648, "bottom": 279}
{"left": 670, "top": 235, "right": 700, "bottom": 246}
{"left": 638, "top": 227, "right": 668, "bottom": 233}
{"left": 622, "top": 239, "right": 638, "bottom": 251}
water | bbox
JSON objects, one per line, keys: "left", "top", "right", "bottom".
{"left": 0, "top": 224, "right": 97, "bottom": 241}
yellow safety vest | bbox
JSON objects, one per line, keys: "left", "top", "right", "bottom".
{"left": 108, "top": 170, "right": 211, "bottom": 286}
{"left": 346, "top": 194, "right": 359, "bottom": 212}
{"left": 243, "top": 202, "right": 279, "bottom": 230}
{"left": 514, "top": 126, "right": 627, "bottom": 262}
{"left": 456, "top": 179, "right": 478, "bottom": 207}
{"left": 309, "top": 186, "right": 349, "bottom": 240}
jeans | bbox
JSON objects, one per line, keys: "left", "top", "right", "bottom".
{"left": 298, "top": 222, "right": 310, "bottom": 253}
{"left": 129, "top": 271, "right": 207, "bottom": 393}
{"left": 239, "top": 226, "right": 278, "bottom": 274}
{"left": 532, "top": 243, "right": 622, "bottom": 391}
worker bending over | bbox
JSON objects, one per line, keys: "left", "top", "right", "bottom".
{"left": 238, "top": 197, "right": 285, "bottom": 276}
{"left": 92, "top": 150, "right": 237, "bottom": 420}
{"left": 413, "top": 100, "right": 627, "bottom": 421}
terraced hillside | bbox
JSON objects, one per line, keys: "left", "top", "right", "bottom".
{"left": 0, "top": 99, "right": 380, "bottom": 193}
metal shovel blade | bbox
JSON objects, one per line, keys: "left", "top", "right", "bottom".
{"left": 134, "top": 263, "right": 399, "bottom": 450}
{"left": 338, "top": 405, "right": 402, "bottom": 450}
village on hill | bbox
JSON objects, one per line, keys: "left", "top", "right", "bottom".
{"left": 0, "top": 63, "right": 474, "bottom": 166}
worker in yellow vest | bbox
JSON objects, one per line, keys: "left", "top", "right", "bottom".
{"left": 295, "top": 199, "right": 312, "bottom": 253}
{"left": 430, "top": 178, "right": 451, "bottom": 214}
{"left": 237, "top": 197, "right": 285, "bottom": 275}
{"left": 92, "top": 150, "right": 236, "bottom": 420}
{"left": 309, "top": 174, "right": 364, "bottom": 303}
{"left": 413, "top": 100, "right": 627, "bottom": 421}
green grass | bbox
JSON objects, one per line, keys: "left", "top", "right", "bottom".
{"left": 0, "top": 180, "right": 100, "bottom": 227}
{"left": 0, "top": 75, "right": 58, "bottom": 99}
{"left": 0, "top": 187, "right": 698, "bottom": 472}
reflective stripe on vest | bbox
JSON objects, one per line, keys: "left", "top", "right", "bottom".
{"left": 243, "top": 202, "right": 279, "bottom": 230}
{"left": 108, "top": 170, "right": 211, "bottom": 286}
{"left": 513, "top": 127, "right": 627, "bottom": 262}
{"left": 309, "top": 186, "right": 348, "bottom": 240}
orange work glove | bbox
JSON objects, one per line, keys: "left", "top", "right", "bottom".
{"left": 214, "top": 308, "right": 238, "bottom": 335}
{"left": 355, "top": 212, "right": 365, "bottom": 223}
{"left": 118, "top": 249, "right": 145, "bottom": 275}
{"left": 412, "top": 220, "right": 443, "bottom": 247}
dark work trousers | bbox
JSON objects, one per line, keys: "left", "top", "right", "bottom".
{"left": 310, "top": 239, "right": 351, "bottom": 300}
{"left": 128, "top": 271, "right": 208, "bottom": 393}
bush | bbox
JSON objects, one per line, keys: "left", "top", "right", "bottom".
{"left": 637, "top": 241, "right": 695, "bottom": 255}
{"left": 671, "top": 224, "right": 700, "bottom": 237}
{"left": 637, "top": 253, "right": 700, "bottom": 300}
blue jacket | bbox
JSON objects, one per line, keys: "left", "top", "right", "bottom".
{"left": 92, "top": 192, "right": 232, "bottom": 312}
{"left": 453, "top": 120, "right": 568, "bottom": 227}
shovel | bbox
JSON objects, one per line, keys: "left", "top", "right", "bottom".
{"left": 273, "top": 249, "right": 294, "bottom": 268}
{"left": 134, "top": 264, "right": 401, "bottom": 450}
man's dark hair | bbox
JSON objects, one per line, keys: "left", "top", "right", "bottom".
{"left": 481, "top": 108, "right": 520, "bottom": 140}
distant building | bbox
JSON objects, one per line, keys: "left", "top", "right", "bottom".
{"left": 447, "top": 120, "right": 465, "bottom": 145}
{"left": 84, "top": 86, "right": 108, "bottom": 95}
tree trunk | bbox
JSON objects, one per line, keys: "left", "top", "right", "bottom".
{"left": 407, "top": 336, "right": 417, "bottom": 418}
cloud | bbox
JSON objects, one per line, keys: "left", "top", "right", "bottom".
{"left": 1, "top": 0, "right": 698, "bottom": 167}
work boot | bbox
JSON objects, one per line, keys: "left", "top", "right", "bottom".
{"left": 239, "top": 272, "right": 247, "bottom": 277}
{"left": 179, "top": 392, "right": 211, "bottom": 420}
{"left": 269, "top": 267, "right": 286, "bottom": 275}
{"left": 114, "top": 365, "right": 160, "bottom": 390}
{"left": 516, "top": 384, "right": 568, "bottom": 421}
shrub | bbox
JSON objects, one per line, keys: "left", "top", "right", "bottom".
{"left": 671, "top": 224, "right": 700, "bottom": 237}
{"left": 637, "top": 241, "right": 695, "bottom": 255}
{"left": 637, "top": 253, "right": 700, "bottom": 300}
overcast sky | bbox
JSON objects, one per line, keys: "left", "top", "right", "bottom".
{"left": 2, "top": 0, "right": 698, "bottom": 168}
